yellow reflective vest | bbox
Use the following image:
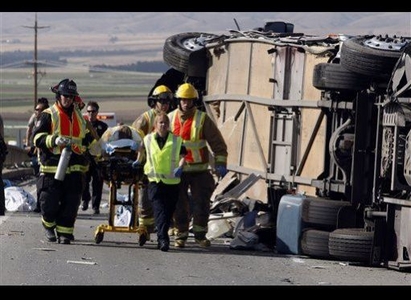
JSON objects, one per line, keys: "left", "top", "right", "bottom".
{"left": 144, "top": 132, "right": 183, "bottom": 184}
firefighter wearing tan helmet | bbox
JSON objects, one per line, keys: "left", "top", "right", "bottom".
{"left": 168, "top": 82, "right": 228, "bottom": 248}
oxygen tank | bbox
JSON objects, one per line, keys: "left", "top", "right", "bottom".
{"left": 54, "top": 145, "right": 72, "bottom": 181}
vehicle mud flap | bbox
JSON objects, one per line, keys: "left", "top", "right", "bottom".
{"left": 371, "top": 218, "right": 386, "bottom": 267}
{"left": 385, "top": 203, "right": 411, "bottom": 271}
{"left": 267, "top": 187, "right": 287, "bottom": 228}
{"left": 276, "top": 194, "right": 305, "bottom": 254}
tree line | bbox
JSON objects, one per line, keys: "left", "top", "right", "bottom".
{"left": 1, "top": 49, "right": 169, "bottom": 73}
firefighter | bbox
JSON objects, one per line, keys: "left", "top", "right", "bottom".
{"left": 131, "top": 85, "right": 175, "bottom": 246}
{"left": 168, "top": 83, "right": 228, "bottom": 248}
{"left": 33, "top": 78, "right": 93, "bottom": 244}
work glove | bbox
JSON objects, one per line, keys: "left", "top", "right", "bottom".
{"left": 215, "top": 165, "right": 228, "bottom": 178}
{"left": 173, "top": 166, "right": 183, "bottom": 178}
{"left": 55, "top": 136, "right": 70, "bottom": 147}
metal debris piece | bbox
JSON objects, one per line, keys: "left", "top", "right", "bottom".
{"left": 33, "top": 248, "right": 56, "bottom": 251}
{"left": 311, "top": 265, "right": 327, "bottom": 269}
{"left": 67, "top": 260, "right": 97, "bottom": 265}
{"left": 81, "top": 257, "right": 93, "bottom": 261}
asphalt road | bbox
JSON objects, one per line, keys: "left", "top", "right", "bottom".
{"left": 1, "top": 177, "right": 411, "bottom": 287}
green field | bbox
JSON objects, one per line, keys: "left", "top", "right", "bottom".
{"left": 1, "top": 67, "right": 163, "bottom": 143}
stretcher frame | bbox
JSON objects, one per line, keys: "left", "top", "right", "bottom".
{"left": 94, "top": 147, "right": 145, "bottom": 244}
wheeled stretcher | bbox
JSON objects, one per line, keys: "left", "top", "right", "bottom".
{"left": 91, "top": 126, "right": 145, "bottom": 244}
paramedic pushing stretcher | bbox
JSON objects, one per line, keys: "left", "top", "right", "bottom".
{"left": 33, "top": 79, "right": 93, "bottom": 244}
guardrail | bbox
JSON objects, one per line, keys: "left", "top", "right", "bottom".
{"left": 2, "top": 145, "right": 34, "bottom": 180}
{"left": 4, "top": 144, "right": 30, "bottom": 167}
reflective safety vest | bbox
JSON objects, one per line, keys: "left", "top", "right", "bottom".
{"left": 143, "top": 109, "right": 157, "bottom": 134}
{"left": 48, "top": 104, "right": 87, "bottom": 155}
{"left": 144, "top": 133, "right": 182, "bottom": 184}
{"left": 169, "top": 109, "right": 208, "bottom": 172}
{"left": 40, "top": 104, "right": 88, "bottom": 174}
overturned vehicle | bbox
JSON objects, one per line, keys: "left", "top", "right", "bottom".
{"left": 158, "top": 21, "right": 411, "bottom": 270}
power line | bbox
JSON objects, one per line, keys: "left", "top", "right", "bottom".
{"left": 23, "top": 12, "right": 49, "bottom": 109}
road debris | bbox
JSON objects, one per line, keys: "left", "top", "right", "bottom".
{"left": 33, "top": 248, "right": 56, "bottom": 251}
{"left": 67, "top": 260, "right": 97, "bottom": 265}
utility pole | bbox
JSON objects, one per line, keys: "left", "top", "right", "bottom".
{"left": 24, "top": 12, "right": 49, "bottom": 109}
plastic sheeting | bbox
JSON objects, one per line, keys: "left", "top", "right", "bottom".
{"left": 5, "top": 186, "right": 36, "bottom": 212}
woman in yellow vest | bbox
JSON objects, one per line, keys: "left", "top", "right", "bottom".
{"left": 131, "top": 85, "right": 174, "bottom": 246}
{"left": 134, "top": 112, "right": 186, "bottom": 252}
{"left": 33, "top": 79, "right": 93, "bottom": 245}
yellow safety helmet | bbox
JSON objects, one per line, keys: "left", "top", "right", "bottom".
{"left": 175, "top": 83, "right": 198, "bottom": 99}
{"left": 148, "top": 85, "right": 173, "bottom": 108}
{"left": 152, "top": 85, "right": 173, "bottom": 100}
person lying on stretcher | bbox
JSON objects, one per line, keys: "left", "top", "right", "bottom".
{"left": 89, "top": 125, "right": 144, "bottom": 158}
{"left": 88, "top": 125, "right": 145, "bottom": 183}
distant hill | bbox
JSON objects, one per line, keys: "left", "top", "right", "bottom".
{"left": 2, "top": 12, "right": 410, "bottom": 48}
{"left": 1, "top": 12, "right": 410, "bottom": 66}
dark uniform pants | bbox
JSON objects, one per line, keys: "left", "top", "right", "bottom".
{"left": 147, "top": 181, "right": 179, "bottom": 242}
{"left": 0, "top": 162, "right": 5, "bottom": 215}
{"left": 174, "top": 171, "right": 215, "bottom": 240}
{"left": 138, "top": 176, "right": 155, "bottom": 233}
{"left": 38, "top": 172, "right": 85, "bottom": 235}
{"left": 82, "top": 161, "right": 104, "bottom": 210}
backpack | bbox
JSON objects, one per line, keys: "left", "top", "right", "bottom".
{"left": 0, "top": 134, "right": 8, "bottom": 164}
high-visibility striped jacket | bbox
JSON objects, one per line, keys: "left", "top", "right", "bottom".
{"left": 144, "top": 132, "right": 183, "bottom": 184}
{"left": 131, "top": 108, "right": 159, "bottom": 137}
{"left": 168, "top": 107, "right": 227, "bottom": 173}
{"left": 33, "top": 103, "right": 91, "bottom": 174}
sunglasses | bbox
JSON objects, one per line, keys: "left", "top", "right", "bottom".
{"left": 157, "top": 92, "right": 173, "bottom": 101}
{"left": 87, "top": 110, "right": 97, "bottom": 113}
{"left": 158, "top": 99, "right": 171, "bottom": 105}
{"left": 62, "top": 94, "right": 74, "bottom": 99}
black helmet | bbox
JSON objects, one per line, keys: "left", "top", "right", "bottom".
{"left": 51, "top": 78, "right": 79, "bottom": 96}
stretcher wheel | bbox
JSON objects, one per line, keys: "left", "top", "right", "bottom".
{"left": 95, "top": 232, "right": 104, "bottom": 244}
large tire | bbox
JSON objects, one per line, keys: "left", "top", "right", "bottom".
{"left": 301, "top": 229, "right": 331, "bottom": 258}
{"left": 329, "top": 228, "right": 373, "bottom": 263}
{"left": 163, "top": 32, "right": 219, "bottom": 77}
{"left": 340, "top": 36, "right": 404, "bottom": 80}
{"left": 302, "top": 197, "right": 352, "bottom": 230}
{"left": 313, "top": 63, "right": 370, "bottom": 91}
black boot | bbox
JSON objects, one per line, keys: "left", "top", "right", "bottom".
{"left": 158, "top": 240, "right": 169, "bottom": 252}
{"left": 57, "top": 234, "right": 72, "bottom": 244}
{"left": 44, "top": 227, "right": 57, "bottom": 242}
{"left": 81, "top": 201, "right": 89, "bottom": 211}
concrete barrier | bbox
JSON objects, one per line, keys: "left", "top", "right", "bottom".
{"left": 4, "top": 144, "right": 31, "bottom": 168}
{"left": 2, "top": 145, "right": 34, "bottom": 180}
{"left": 3, "top": 167, "right": 34, "bottom": 180}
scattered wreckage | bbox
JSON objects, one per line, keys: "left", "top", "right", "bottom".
{"left": 158, "top": 21, "right": 411, "bottom": 270}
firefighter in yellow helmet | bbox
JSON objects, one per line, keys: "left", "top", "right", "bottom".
{"left": 131, "top": 85, "right": 175, "bottom": 246}
{"left": 168, "top": 82, "right": 228, "bottom": 248}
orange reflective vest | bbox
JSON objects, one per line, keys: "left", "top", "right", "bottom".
{"left": 39, "top": 104, "right": 88, "bottom": 174}
{"left": 169, "top": 109, "right": 208, "bottom": 172}
{"left": 49, "top": 104, "right": 87, "bottom": 155}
